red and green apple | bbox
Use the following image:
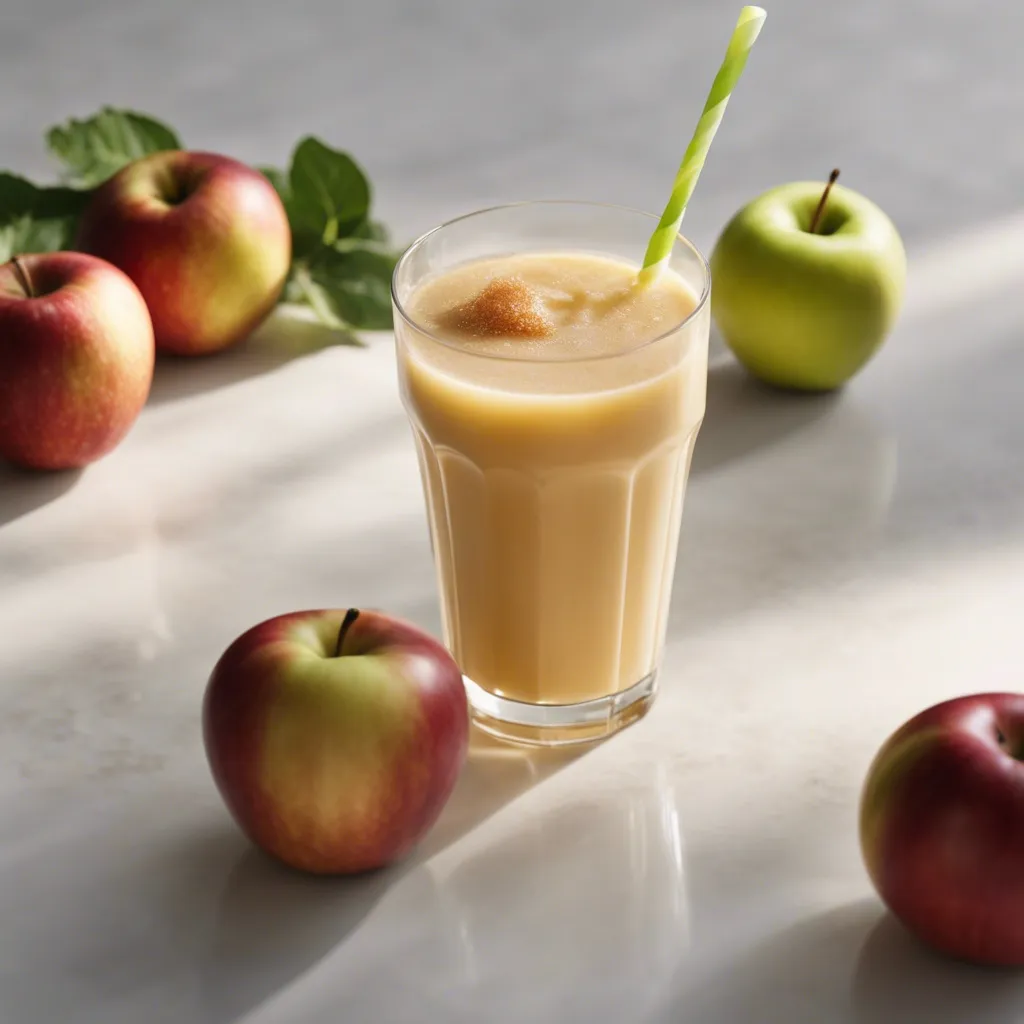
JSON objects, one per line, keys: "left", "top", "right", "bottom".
{"left": 861, "top": 692, "right": 1024, "bottom": 966}
{"left": 0, "top": 251, "right": 154, "bottom": 470}
{"left": 76, "top": 150, "right": 291, "bottom": 356}
{"left": 203, "top": 608, "right": 469, "bottom": 875}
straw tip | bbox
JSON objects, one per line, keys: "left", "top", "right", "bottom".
{"left": 737, "top": 7, "right": 767, "bottom": 39}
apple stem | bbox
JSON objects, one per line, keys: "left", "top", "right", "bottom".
{"left": 808, "top": 168, "right": 841, "bottom": 234}
{"left": 9, "top": 256, "right": 34, "bottom": 299}
{"left": 334, "top": 608, "right": 360, "bottom": 657}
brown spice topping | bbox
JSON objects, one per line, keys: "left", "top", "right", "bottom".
{"left": 440, "top": 276, "right": 553, "bottom": 339}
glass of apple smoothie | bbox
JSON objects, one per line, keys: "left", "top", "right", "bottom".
{"left": 392, "top": 201, "right": 710, "bottom": 744}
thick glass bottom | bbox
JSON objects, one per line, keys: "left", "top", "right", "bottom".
{"left": 464, "top": 671, "right": 657, "bottom": 746}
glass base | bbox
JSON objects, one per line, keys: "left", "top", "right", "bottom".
{"left": 464, "top": 671, "right": 658, "bottom": 747}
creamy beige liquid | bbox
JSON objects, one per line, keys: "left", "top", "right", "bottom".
{"left": 397, "top": 252, "right": 708, "bottom": 705}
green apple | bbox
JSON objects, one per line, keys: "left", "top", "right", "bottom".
{"left": 710, "top": 178, "right": 906, "bottom": 391}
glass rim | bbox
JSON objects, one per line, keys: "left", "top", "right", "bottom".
{"left": 390, "top": 199, "right": 711, "bottom": 365}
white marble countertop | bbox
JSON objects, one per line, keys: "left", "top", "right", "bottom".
{"left": 2, "top": 1, "right": 1024, "bottom": 1021}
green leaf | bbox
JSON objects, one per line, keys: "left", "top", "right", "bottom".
{"left": 282, "top": 274, "right": 307, "bottom": 305}
{"left": 46, "top": 108, "right": 182, "bottom": 188}
{"left": 260, "top": 163, "right": 319, "bottom": 259}
{"left": 0, "top": 173, "right": 39, "bottom": 218}
{"left": 0, "top": 172, "right": 90, "bottom": 260}
{"left": 291, "top": 264, "right": 365, "bottom": 345}
{"left": 0, "top": 214, "right": 77, "bottom": 263}
{"left": 0, "top": 172, "right": 90, "bottom": 221}
{"left": 288, "top": 137, "right": 370, "bottom": 248}
{"left": 350, "top": 217, "right": 390, "bottom": 244}
{"left": 330, "top": 237, "right": 396, "bottom": 259}
{"left": 304, "top": 245, "right": 396, "bottom": 330}
{"left": 33, "top": 185, "right": 91, "bottom": 220}
{"left": 293, "top": 264, "right": 344, "bottom": 329}
{"left": 258, "top": 166, "right": 290, "bottom": 204}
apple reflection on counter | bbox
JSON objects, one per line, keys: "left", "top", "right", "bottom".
{"left": 204, "top": 753, "right": 690, "bottom": 1023}
{"left": 426, "top": 762, "right": 688, "bottom": 1002}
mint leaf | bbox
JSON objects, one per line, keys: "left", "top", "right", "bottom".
{"left": 304, "top": 245, "right": 395, "bottom": 331}
{"left": 288, "top": 137, "right": 370, "bottom": 248}
{"left": 46, "top": 108, "right": 181, "bottom": 188}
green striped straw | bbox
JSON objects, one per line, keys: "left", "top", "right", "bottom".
{"left": 640, "top": 6, "right": 767, "bottom": 282}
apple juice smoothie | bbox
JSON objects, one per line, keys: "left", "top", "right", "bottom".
{"left": 393, "top": 203, "right": 710, "bottom": 743}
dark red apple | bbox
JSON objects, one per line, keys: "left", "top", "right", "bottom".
{"left": 76, "top": 150, "right": 290, "bottom": 356}
{"left": 203, "top": 608, "right": 469, "bottom": 875}
{"left": 0, "top": 252, "right": 154, "bottom": 470}
{"left": 860, "top": 693, "right": 1024, "bottom": 965}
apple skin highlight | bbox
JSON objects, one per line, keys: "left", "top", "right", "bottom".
{"left": 203, "top": 609, "right": 469, "bottom": 875}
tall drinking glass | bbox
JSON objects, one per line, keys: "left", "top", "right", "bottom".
{"left": 392, "top": 202, "right": 710, "bottom": 745}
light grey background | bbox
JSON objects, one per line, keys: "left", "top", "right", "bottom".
{"left": 3, "top": 0, "right": 1022, "bottom": 254}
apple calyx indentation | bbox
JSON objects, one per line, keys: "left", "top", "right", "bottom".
{"left": 808, "top": 168, "right": 841, "bottom": 235}
{"left": 334, "top": 608, "right": 360, "bottom": 657}
{"left": 8, "top": 256, "right": 34, "bottom": 299}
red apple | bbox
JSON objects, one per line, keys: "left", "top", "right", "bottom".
{"left": 0, "top": 252, "right": 154, "bottom": 470}
{"left": 203, "top": 608, "right": 469, "bottom": 875}
{"left": 860, "top": 693, "right": 1024, "bottom": 965}
{"left": 76, "top": 150, "right": 290, "bottom": 356}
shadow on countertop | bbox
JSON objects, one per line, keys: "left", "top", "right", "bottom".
{"left": 146, "top": 307, "right": 363, "bottom": 406}
{"left": 0, "top": 462, "right": 82, "bottom": 529}
{"left": 666, "top": 899, "right": 1024, "bottom": 1024}
{"left": 665, "top": 899, "right": 882, "bottom": 1023}
{"left": 852, "top": 912, "right": 1024, "bottom": 1024}
{"left": 195, "top": 728, "right": 589, "bottom": 1024}
{"left": 666, "top": 354, "right": 898, "bottom": 645}
{"left": 0, "top": 310, "right": 361, "bottom": 531}
{"left": 691, "top": 356, "right": 842, "bottom": 478}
